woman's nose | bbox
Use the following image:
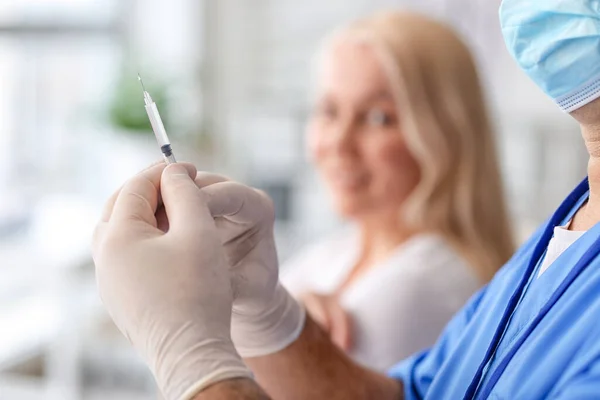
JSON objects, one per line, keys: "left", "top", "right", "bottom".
{"left": 328, "top": 119, "right": 356, "bottom": 153}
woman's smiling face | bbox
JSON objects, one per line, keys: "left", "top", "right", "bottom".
{"left": 307, "top": 40, "right": 420, "bottom": 219}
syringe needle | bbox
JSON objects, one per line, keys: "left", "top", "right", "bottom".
{"left": 138, "top": 73, "right": 147, "bottom": 92}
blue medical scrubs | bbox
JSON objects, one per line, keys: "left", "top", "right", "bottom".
{"left": 389, "top": 178, "right": 600, "bottom": 399}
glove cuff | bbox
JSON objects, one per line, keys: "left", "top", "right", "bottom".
{"left": 231, "top": 284, "right": 306, "bottom": 358}
{"left": 177, "top": 365, "right": 254, "bottom": 400}
{"left": 152, "top": 334, "right": 253, "bottom": 400}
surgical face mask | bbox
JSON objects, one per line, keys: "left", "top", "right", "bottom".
{"left": 500, "top": 1, "right": 600, "bottom": 112}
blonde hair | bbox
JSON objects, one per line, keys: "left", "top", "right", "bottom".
{"left": 315, "top": 10, "right": 515, "bottom": 282}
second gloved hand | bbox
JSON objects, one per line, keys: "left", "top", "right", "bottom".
{"left": 195, "top": 173, "right": 306, "bottom": 358}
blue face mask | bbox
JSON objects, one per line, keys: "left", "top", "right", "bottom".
{"left": 500, "top": 1, "right": 600, "bottom": 112}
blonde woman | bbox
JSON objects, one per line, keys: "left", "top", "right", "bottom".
{"left": 281, "top": 10, "right": 515, "bottom": 371}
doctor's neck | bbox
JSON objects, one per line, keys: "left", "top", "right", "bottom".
{"left": 570, "top": 99, "right": 600, "bottom": 229}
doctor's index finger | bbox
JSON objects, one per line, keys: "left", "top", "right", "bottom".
{"left": 109, "top": 162, "right": 195, "bottom": 226}
{"left": 100, "top": 161, "right": 165, "bottom": 224}
{"left": 194, "top": 171, "right": 230, "bottom": 188}
{"left": 109, "top": 163, "right": 167, "bottom": 227}
{"left": 202, "top": 182, "right": 275, "bottom": 223}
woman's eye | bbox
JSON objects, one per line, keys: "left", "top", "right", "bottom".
{"left": 365, "top": 108, "right": 395, "bottom": 127}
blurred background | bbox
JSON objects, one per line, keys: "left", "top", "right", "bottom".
{"left": 0, "top": 0, "right": 587, "bottom": 398}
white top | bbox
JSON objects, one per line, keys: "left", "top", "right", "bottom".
{"left": 537, "top": 225, "right": 586, "bottom": 278}
{"left": 281, "top": 228, "right": 481, "bottom": 371}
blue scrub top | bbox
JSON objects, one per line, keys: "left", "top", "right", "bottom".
{"left": 389, "top": 179, "right": 600, "bottom": 399}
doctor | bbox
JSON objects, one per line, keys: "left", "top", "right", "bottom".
{"left": 93, "top": 2, "right": 600, "bottom": 399}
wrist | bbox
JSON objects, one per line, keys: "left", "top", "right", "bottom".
{"left": 232, "top": 284, "right": 306, "bottom": 358}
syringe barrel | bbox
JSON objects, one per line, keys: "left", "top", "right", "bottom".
{"left": 145, "top": 102, "right": 170, "bottom": 147}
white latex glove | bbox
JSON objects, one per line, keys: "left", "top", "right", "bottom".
{"left": 92, "top": 163, "right": 252, "bottom": 400}
{"left": 195, "top": 172, "right": 306, "bottom": 358}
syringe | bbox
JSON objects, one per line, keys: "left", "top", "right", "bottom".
{"left": 138, "top": 74, "right": 176, "bottom": 164}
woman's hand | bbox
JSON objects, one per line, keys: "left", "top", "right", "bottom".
{"left": 299, "top": 292, "right": 353, "bottom": 351}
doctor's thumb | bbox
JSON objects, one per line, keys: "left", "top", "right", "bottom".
{"left": 160, "top": 163, "right": 212, "bottom": 235}
{"left": 163, "top": 162, "right": 197, "bottom": 181}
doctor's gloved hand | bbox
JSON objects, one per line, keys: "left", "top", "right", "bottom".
{"left": 194, "top": 173, "right": 306, "bottom": 358}
{"left": 92, "top": 163, "right": 252, "bottom": 400}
